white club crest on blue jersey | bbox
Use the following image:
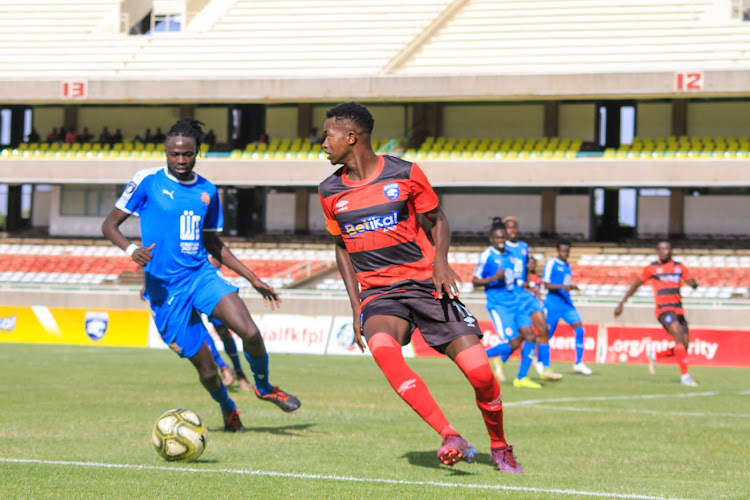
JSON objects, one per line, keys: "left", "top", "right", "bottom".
{"left": 383, "top": 182, "right": 400, "bottom": 201}
{"left": 180, "top": 210, "right": 202, "bottom": 241}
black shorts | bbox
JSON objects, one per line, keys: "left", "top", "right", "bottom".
{"left": 360, "top": 288, "right": 482, "bottom": 353}
{"left": 658, "top": 311, "right": 689, "bottom": 333}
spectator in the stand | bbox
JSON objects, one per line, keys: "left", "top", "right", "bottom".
{"left": 152, "top": 128, "right": 166, "bottom": 143}
{"left": 65, "top": 129, "right": 78, "bottom": 144}
{"left": 204, "top": 129, "right": 217, "bottom": 147}
{"left": 46, "top": 128, "right": 60, "bottom": 143}
{"left": 98, "top": 127, "right": 113, "bottom": 145}
{"left": 112, "top": 129, "right": 123, "bottom": 144}
{"left": 134, "top": 128, "right": 152, "bottom": 143}
{"left": 79, "top": 127, "right": 93, "bottom": 143}
{"left": 258, "top": 132, "right": 269, "bottom": 145}
{"left": 27, "top": 128, "right": 41, "bottom": 143}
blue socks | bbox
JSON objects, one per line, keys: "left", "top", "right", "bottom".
{"left": 486, "top": 342, "right": 513, "bottom": 362}
{"left": 205, "top": 335, "right": 227, "bottom": 369}
{"left": 537, "top": 343, "right": 550, "bottom": 368}
{"left": 222, "top": 336, "right": 244, "bottom": 373}
{"left": 210, "top": 384, "right": 236, "bottom": 412}
{"left": 574, "top": 326, "right": 585, "bottom": 364}
{"left": 518, "top": 342, "right": 536, "bottom": 379}
{"left": 246, "top": 353, "right": 272, "bottom": 394}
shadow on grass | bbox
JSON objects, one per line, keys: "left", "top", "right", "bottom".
{"left": 400, "top": 450, "right": 486, "bottom": 475}
{"left": 207, "top": 423, "right": 315, "bottom": 437}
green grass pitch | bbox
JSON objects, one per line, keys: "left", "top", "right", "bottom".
{"left": 0, "top": 343, "right": 748, "bottom": 499}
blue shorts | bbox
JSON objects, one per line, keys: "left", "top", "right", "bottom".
{"left": 487, "top": 300, "right": 533, "bottom": 342}
{"left": 545, "top": 301, "right": 582, "bottom": 336}
{"left": 145, "top": 264, "right": 238, "bottom": 359}
{"left": 515, "top": 288, "right": 544, "bottom": 317}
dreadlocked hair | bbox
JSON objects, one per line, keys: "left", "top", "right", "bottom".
{"left": 491, "top": 217, "right": 505, "bottom": 232}
{"left": 166, "top": 118, "right": 205, "bottom": 150}
{"left": 326, "top": 102, "right": 374, "bottom": 134}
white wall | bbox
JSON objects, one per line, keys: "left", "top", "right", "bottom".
{"left": 559, "top": 103, "right": 595, "bottom": 141}
{"left": 688, "top": 101, "right": 750, "bottom": 137}
{"left": 637, "top": 102, "right": 671, "bottom": 138}
{"left": 440, "top": 193, "right": 541, "bottom": 233}
{"left": 442, "top": 104, "right": 544, "bottom": 138}
{"left": 685, "top": 194, "right": 750, "bottom": 235}
{"left": 266, "top": 106, "right": 298, "bottom": 140}
{"left": 47, "top": 186, "right": 141, "bottom": 237}
{"left": 265, "top": 191, "right": 296, "bottom": 232}
{"left": 31, "top": 186, "right": 52, "bottom": 227}
{"left": 308, "top": 192, "right": 326, "bottom": 232}
{"left": 555, "top": 195, "right": 589, "bottom": 236}
{"left": 637, "top": 195, "right": 669, "bottom": 236}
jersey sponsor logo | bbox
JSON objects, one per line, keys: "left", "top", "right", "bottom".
{"left": 334, "top": 199, "right": 350, "bottom": 213}
{"left": 383, "top": 182, "right": 400, "bottom": 201}
{"left": 343, "top": 210, "right": 399, "bottom": 238}
{"left": 162, "top": 189, "right": 174, "bottom": 200}
{"left": 201, "top": 192, "right": 211, "bottom": 206}
{"left": 125, "top": 181, "right": 136, "bottom": 194}
{"left": 180, "top": 210, "right": 201, "bottom": 241}
{"left": 397, "top": 378, "right": 417, "bottom": 395}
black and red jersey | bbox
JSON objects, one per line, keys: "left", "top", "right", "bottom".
{"left": 318, "top": 155, "right": 439, "bottom": 298}
{"left": 638, "top": 259, "right": 694, "bottom": 316}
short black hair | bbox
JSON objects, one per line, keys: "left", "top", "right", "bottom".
{"left": 326, "top": 102, "right": 374, "bottom": 134}
{"left": 557, "top": 240, "right": 571, "bottom": 250}
{"left": 166, "top": 118, "right": 205, "bottom": 150}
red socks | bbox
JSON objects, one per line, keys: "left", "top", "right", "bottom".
{"left": 454, "top": 344, "right": 507, "bottom": 449}
{"left": 368, "top": 333, "right": 454, "bottom": 438}
{"left": 655, "top": 344, "right": 689, "bottom": 376}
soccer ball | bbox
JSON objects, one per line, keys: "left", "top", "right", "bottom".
{"left": 152, "top": 408, "right": 207, "bottom": 462}
{"left": 619, "top": 353, "right": 629, "bottom": 364}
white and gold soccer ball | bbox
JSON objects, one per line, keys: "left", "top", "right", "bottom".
{"left": 152, "top": 408, "right": 207, "bottom": 462}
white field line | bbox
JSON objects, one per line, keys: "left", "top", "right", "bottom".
{"left": 0, "top": 457, "right": 692, "bottom": 500}
{"left": 526, "top": 405, "right": 750, "bottom": 418}
{"left": 505, "top": 391, "right": 720, "bottom": 407}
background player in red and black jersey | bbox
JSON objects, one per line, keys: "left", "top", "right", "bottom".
{"left": 318, "top": 102, "right": 522, "bottom": 474}
{"left": 615, "top": 241, "right": 699, "bottom": 386}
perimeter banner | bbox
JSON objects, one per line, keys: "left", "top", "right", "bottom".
{"left": 604, "top": 325, "right": 750, "bottom": 368}
{"left": 0, "top": 305, "right": 150, "bottom": 348}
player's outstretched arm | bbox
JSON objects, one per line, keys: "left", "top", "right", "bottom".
{"left": 203, "top": 232, "right": 281, "bottom": 310}
{"left": 101, "top": 208, "right": 154, "bottom": 266}
{"left": 333, "top": 235, "right": 366, "bottom": 352}
{"left": 423, "top": 207, "right": 461, "bottom": 299}
{"left": 614, "top": 278, "right": 643, "bottom": 317}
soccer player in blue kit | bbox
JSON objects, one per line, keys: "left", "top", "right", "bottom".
{"left": 102, "top": 118, "right": 300, "bottom": 433}
{"left": 474, "top": 220, "right": 541, "bottom": 389}
{"left": 501, "top": 217, "right": 562, "bottom": 382}
{"left": 541, "top": 241, "right": 593, "bottom": 375}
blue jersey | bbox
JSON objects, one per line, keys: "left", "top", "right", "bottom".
{"left": 474, "top": 246, "right": 518, "bottom": 306}
{"left": 543, "top": 257, "right": 573, "bottom": 306}
{"left": 504, "top": 240, "right": 530, "bottom": 285}
{"left": 115, "top": 166, "right": 223, "bottom": 284}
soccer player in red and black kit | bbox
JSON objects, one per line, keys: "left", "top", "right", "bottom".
{"left": 318, "top": 102, "right": 522, "bottom": 473}
{"left": 614, "top": 241, "right": 699, "bottom": 386}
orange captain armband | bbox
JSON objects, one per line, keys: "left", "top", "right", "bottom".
{"left": 325, "top": 217, "right": 341, "bottom": 236}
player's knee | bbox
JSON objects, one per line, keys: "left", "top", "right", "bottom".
{"left": 233, "top": 323, "right": 262, "bottom": 342}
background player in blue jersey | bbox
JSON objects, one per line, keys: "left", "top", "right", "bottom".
{"left": 541, "top": 241, "right": 593, "bottom": 376}
{"left": 474, "top": 221, "right": 542, "bottom": 389}
{"left": 501, "top": 216, "right": 562, "bottom": 382}
{"left": 102, "top": 118, "right": 300, "bottom": 433}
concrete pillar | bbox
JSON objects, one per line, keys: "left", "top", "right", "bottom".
{"left": 540, "top": 188, "right": 556, "bottom": 236}
{"left": 544, "top": 101, "right": 560, "bottom": 137}
{"left": 671, "top": 99, "right": 688, "bottom": 136}
{"left": 668, "top": 188, "right": 685, "bottom": 239}
{"left": 297, "top": 103, "right": 313, "bottom": 140}
{"left": 180, "top": 104, "right": 195, "bottom": 119}
{"left": 63, "top": 105, "right": 77, "bottom": 132}
{"left": 294, "top": 187, "right": 310, "bottom": 234}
